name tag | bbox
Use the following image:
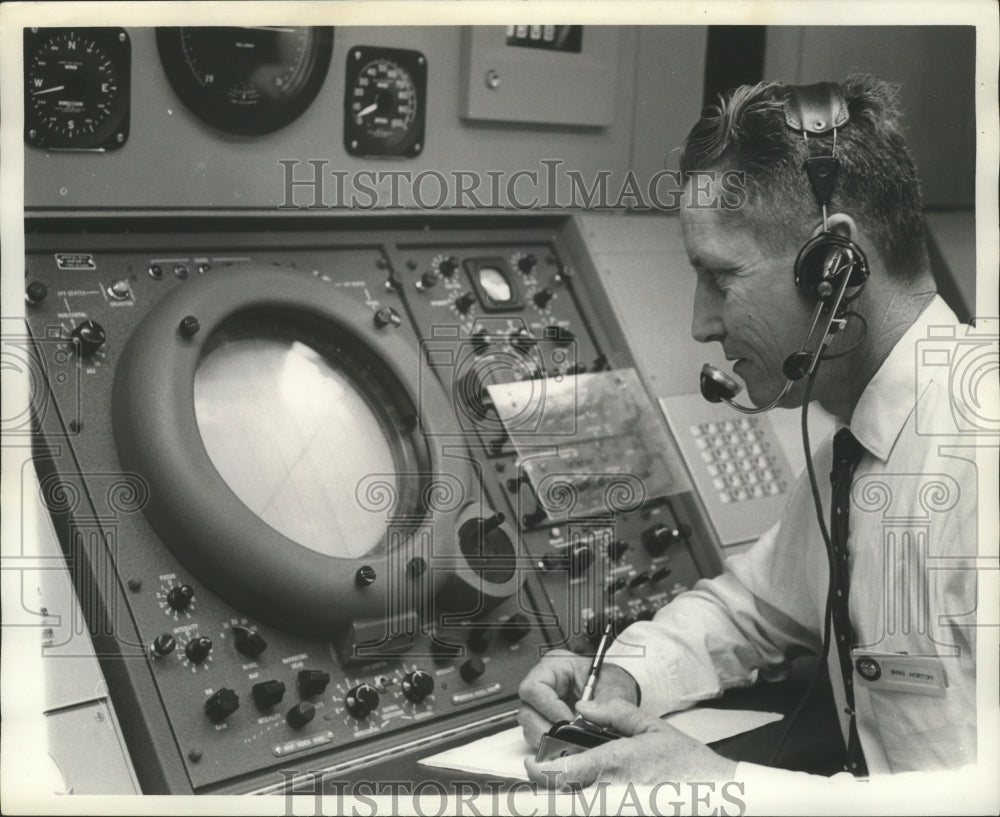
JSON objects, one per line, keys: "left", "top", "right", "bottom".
{"left": 851, "top": 650, "right": 947, "bottom": 697}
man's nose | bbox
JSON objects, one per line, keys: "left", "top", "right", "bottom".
{"left": 691, "top": 275, "right": 724, "bottom": 344}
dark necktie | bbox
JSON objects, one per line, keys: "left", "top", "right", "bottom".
{"left": 830, "top": 427, "right": 869, "bottom": 776}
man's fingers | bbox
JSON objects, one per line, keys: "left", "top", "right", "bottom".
{"left": 525, "top": 747, "right": 611, "bottom": 791}
{"left": 516, "top": 652, "right": 581, "bottom": 723}
{"left": 517, "top": 704, "right": 565, "bottom": 750}
{"left": 574, "top": 698, "right": 663, "bottom": 736}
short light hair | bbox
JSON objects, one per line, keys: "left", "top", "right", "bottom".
{"left": 680, "top": 74, "right": 928, "bottom": 278}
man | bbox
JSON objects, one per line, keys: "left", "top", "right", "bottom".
{"left": 518, "top": 75, "right": 980, "bottom": 788}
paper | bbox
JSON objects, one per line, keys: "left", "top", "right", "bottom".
{"left": 419, "top": 708, "right": 783, "bottom": 781}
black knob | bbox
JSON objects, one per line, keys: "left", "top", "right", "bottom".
{"left": 517, "top": 254, "right": 537, "bottom": 275}
{"left": 420, "top": 270, "right": 440, "bottom": 289}
{"left": 401, "top": 670, "right": 435, "bottom": 703}
{"left": 232, "top": 625, "right": 267, "bottom": 658}
{"left": 204, "top": 688, "right": 239, "bottom": 723}
{"left": 502, "top": 613, "right": 531, "bottom": 643}
{"left": 454, "top": 292, "right": 476, "bottom": 313}
{"left": 286, "top": 701, "right": 316, "bottom": 729}
{"left": 466, "top": 626, "right": 492, "bottom": 653}
{"left": 523, "top": 507, "right": 547, "bottom": 528}
{"left": 570, "top": 544, "right": 593, "bottom": 576}
{"left": 70, "top": 320, "right": 106, "bottom": 356}
{"left": 650, "top": 565, "right": 673, "bottom": 583}
{"left": 533, "top": 287, "right": 555, "bottom": 309}
{"left": 628, "top": 571, "right": 650, "bottom": 590}
{"left": 149, "top": 633, "right": 176, "bottom": 659}
{"left": 252, "top": 680, "right": 286, "bottom": 709}
{"left": 636, "top": 607, "right": 656, "bottom": 621}
{"left": 373, "top": 306, "right": 402, "bottom": 329}
{"left": 297, "top": 670, "right": 331, "bottom": 697}
{"left": 459, "top": 656, "right": 486, "bottom": 682}
{"left": 607, "top": 576, "right": 628, "bottom": 596}
{"left": 25, "top": 281, "right": 48, "bottom": 304}
{"left": 508, "top": 327, "right": 536, "bottom": 352}
{"left": 643, "top": 524, "right": 681, "bottom": 556}
{"left": 355, "top": 565, "right": 377, "bottom": 587}
{"left": 166, "top": 584, "right": 194, "bottom": 611}
{"left": 185, "top": 636, "right": 213, "bottom": 664}
{"left": 345, "top": 684, "right": 380, "bottom": 718}
{"left": 439, "top": 256, "right": 460, "bottom": 278}
{"left": 608, "top": 539, "right": 629, "bottom": 561}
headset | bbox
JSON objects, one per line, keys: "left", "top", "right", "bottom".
{"left": 699, "top": 81, "right": 871, "bottom": 412}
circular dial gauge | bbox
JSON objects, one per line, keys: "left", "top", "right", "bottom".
{"left": 344, "top": 46, "right": 426, "bottom": 157}
{"left": 156, "top": 26, "right": 333, "bottom": 135}
{"left": 24, "top": 27, "right": 130, "bottom": 150}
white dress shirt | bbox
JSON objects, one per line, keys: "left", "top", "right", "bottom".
{"left": 606, "top": 295, "right": 983, "bottom": 779}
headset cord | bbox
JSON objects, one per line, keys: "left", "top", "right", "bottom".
{"left": 769, "top": 367, "right": 838, "bottom": 768}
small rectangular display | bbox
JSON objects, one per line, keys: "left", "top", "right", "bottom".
{"left": 505, "top": 25, "right": 583, "bottom": 53}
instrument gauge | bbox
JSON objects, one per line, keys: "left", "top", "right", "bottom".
{"left": 24, "top": 27, "right": 130, "bottom": 150}
{"left": 156, "top": 26, "right": 333, "bottom": 135}
{"left": 344, "top": 46, "right": 426, "bottom": 157}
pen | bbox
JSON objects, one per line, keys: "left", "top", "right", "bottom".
{"left": 578, "top": 623, "right": 613, "bottom": 704}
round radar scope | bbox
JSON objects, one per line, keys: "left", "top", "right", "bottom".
{"left": 112, "top": 266, "right": 470, "bottom": 636}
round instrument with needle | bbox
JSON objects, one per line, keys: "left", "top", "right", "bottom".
{"left": 344, "top": 46, "right": 427, "bottom": 157}
{"left": 156, "top": 26, "right": 333, "bottom": 135}
{"left": 24, "top": 27, "right": 131, "bottom": 150}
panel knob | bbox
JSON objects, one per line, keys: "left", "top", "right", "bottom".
{"left": 252, "top": 680, "right": 286, "bottom": 709}
{"left": 70, "top": 320, "right": 106, "bottom": 357}
{"left": 373, "top": 306, "right": 402, "bottom": 329}
{"left": 401, "top": 670, "right": 435, "bottom": 703}
{"left": 454, "top": 292, "right": 476, "bottom": 313}
{"left": 297, "top": 669, "right": 331, "bottom": 697}
{"left": 185, "top": 636, "right": 213, "bottom": 664}
{"left": 517, "top": 253, "right": 537, "bottom": 275}
{"left": 420, "top": 269, "right": 440, "bottom": 290}
{"left": 286, "top": 702, "right": 316, "bottom": 729}
{"left": 608, "top": 539, "right": 630, "bottom": 561}
{"left": 438, "top": 256, "right": 460, "bottom": 278}
{"left": 166, "top": 584, "right": 194, "bottom": 611}
{"left": 643, "top": 524, "right": 681, "bottom": 556}
{"left": 204, "top": 688, "right": 239, "bottom": 723}
{"left": 25, "top": 281, "right": 48, "bottom": 304}
{"left": 459, "top": 656, "right": 486, "bottom": 682}
{"left": 533, "top": 287, "right": 555, "bottom": 309}
{"left": 650, "top": 565, "right": 673, "bottom": 584}
{"left": 232, "top": 625, "right": 267, "bottom": 658}
{"left": 149, "top": 633, "right": 176, "bottom": 659}
{"left": 628, "top": 571, "right": 650, "bottom": 589}
{"left": 345, "top": 684, "right": 380, "bottom": 718}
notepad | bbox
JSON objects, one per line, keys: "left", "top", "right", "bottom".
{"left": 419, "top": 708, "right": 782, "bottom": 781}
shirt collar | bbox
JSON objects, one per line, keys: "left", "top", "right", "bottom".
{"left": 848, "top": 295, "right": 959, "bottom": 462}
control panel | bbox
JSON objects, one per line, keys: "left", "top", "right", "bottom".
{"left": 23, "top": 214, "right": 722, "bottom": 793}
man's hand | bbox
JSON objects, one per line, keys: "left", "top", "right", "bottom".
{"left": 517, "top": 649, "right": 640, "bottom": 749}
{"left": 524, "top": 698, "right": 738, "bottom": 789}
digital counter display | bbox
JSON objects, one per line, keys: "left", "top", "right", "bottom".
{"left": 505, "top": 25, "right": 583, "bottom": 53}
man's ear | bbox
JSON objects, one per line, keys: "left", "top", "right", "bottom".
{"left": 810, "top": 212, "right": 858, "bottom": 240}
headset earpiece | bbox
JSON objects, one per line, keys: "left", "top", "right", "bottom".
{"left": 794, "top": 231, "right": 870, "bottom": 302}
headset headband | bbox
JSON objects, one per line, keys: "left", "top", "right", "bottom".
{"left": 783, "top": 82, "right": 850, "bottom": 224}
